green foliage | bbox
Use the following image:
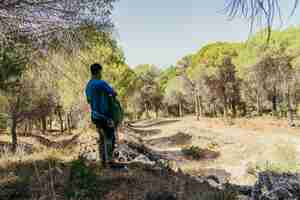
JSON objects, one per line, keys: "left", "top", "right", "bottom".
{"left": 76, "top": 27, "right": 135, "bottom": 106}
{"left": 177, "top": 27, "right": 300, "bottom": 119}
{"left": 66, "top": 157, "right": 100, "bottom": 200}
{"left": 134, "top": 64, "right": 160, "bottom": 78}
{"left": 0, "top": 43, "right": 29, "bottom": 90}
{"left": 128, "top": 64, "right": 163, "bottom": 118}
{"left": 164, "top": 75, "right": 192, "bottom": 106}
{"left": 35, "top": 25, "right": 135, "bottom": 128}
{"left": 182, "top": 146, "right": 204, "bottom": 160}
{"left": 158, "top": 66, "right": 178, "bottom": 92}
{"left": 188, "top": 42, "right": 241, "bottom": 76}
{"left": 235, "top": 27, "right": 300, "bottom": 78}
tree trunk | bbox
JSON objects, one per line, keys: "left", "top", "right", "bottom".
{"left": 42, "top": 117, "right": 47, "bottom": 134}
{"left": 29, "top": 120, "right": 33, "bottom": 133}
{"left": 11, "top": 117, "right": 17, "bottom": 153}
{"left": 67, "top": 114, "right": 71, "bottom": 133}
{"left": 58, "top": 111, "right": 64, "bottom": 133}
{"left": 38, "top": 119, "right": 41, "bottom": 131}
{"left": 49, "top": 116, "right": 53, "bottom": 130}
{"left": 223, "top": 106, "right": 228, "bottom": 118}
{"left": 24, "top": 121, "right": 28, "bottom": 134}
{"left": 213, "top": 103, "right": 217, "bottom": 117}
{"left": 256, "top": 93, "right": 262, "bottom": 116}
{"left": 198, "top": 95, "right": 203, "bottom": 118}
{"left": 232, "top": 100, "right": 237, "bottom": 118}
{"left": 223, "top": 92, "right": 228, "bottom": 118}
{"left": 241, "top": 102, "right": 247, "bottom": 117}
{"left": 166, "top": 107, "right": 169, "bottom": 117}
{"left": 286, "top": 88, "right": 295, "bottom": 127}
{"left": 179, "top": 103, "right": 182, "bottom": 117}
{"left": 272, "top": 87, "right": 277, "bottom": 115}
{"left": 66, "top": 113, "right": 71, "bottom": 132}
{"left": 194, "top": 93, "right": 199, "bottom": 120}
{"left": 144, "top": 103, "right": 150, "bottom": 119}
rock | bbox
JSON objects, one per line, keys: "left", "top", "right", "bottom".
{"left": 81, "top": 150, "right": 97, "bottom": 162}
{"left": 237, "top": 195, "right": 250, "bottom": 200}
{"left": 114, "top": 144, "right": 140, "bottom": 162}
{"left": 133, "top": 155, "right": 155, "bottom": 165}
{"left": 206, "top": 175, "right": 220, "bottom": 184}
{"left": 194, "top": 176, "right": 206, "bottom": 183}
{"left": 207, "top": 178, "right": 222, "bottom": 188}
{"left": 251, "top": 171, "right": 300, "bottom": 200}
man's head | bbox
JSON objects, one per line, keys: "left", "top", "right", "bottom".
{"left": 90, "top": 63, "right": 103, "bottom": 79}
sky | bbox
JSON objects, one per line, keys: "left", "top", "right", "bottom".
{"left": 112, "top": 1, "right": 300, "bottom": 68}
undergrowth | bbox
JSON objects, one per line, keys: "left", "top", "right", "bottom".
{"left": 65, "top": 156, "right": 101, "bottom": 200}
{"left": 182, "top": 146, "right": 204, "bottom": 160}
{"left": 191, "top": 184, "right": 238, "bottom": 200}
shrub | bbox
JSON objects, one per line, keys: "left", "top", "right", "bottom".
{"left": 182, "top": 146, "right": 204, "bottom": 160}
{"left": 65, "top": 157, "right": 99, "bottom": 200}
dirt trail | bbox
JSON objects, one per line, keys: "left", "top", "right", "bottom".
{"left": 129, "top": 116, "right": 300, "bottom": 185}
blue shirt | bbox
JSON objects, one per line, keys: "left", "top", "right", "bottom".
{"left": 85, "top": 79, "right": 116, "bottom": 120}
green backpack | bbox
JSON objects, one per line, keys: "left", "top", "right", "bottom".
{"left": 108, "top": 96, "right": 124, "bottom": 127}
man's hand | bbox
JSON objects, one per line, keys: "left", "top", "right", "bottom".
{"left": 107, "top": 119, "right": 115, "bottom": 128}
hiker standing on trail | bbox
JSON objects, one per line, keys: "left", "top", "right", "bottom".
{"left": 85, "top": 63, "right": 123, "bottom": 167}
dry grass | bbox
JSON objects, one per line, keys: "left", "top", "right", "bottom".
{"left": 195, "top": 116, "right": 300, "bottom": 136}
{"left": 0, "top": 148, "right": 75, "bottom": 170}
{"left": 129, "top": 115, "right": 300, "bottom": 185}
{"left": 0, "top": 130, "right": 86, "bottom": 171}
{"left": 245, "top": 143, "right": 300, "bottom": 176}
{"left": 235, "top": 117, "right": 294, "bottom": 130}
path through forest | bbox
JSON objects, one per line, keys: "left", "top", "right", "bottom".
{"left": 128, "top": 116, "right": 300, "bottom": 185}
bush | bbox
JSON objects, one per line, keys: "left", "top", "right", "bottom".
{"left": 65, "top": 157, "right": 100, "bottom": 200}
{"left": 182, "top": 146, "right": 204, "bottom": 160}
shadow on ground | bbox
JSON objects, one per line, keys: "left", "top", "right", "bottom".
{"left": 130, "top": 119, "right": 181, "bottom": 128}
{"left": 0, "top": 157, "right": 225, "bottom": 200}
{"left": 127, "top": 127, "right": 162, "bottom": 137}
{"left": 146, "top": 132, "right": 192, "bottom": 148}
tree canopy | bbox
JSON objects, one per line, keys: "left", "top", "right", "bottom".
{"left": 0, "top": 0, "right": 117, "bottom": 46}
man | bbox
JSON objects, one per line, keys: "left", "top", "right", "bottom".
{"left": 85, "top": 63, "right": 118, "bottom": 167}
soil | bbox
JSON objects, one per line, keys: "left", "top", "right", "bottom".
{"left": 129, "top": 116, "right": 300, "bottom": 185}
{"left": 146, "top": 132, "right": 192, "bottom": 148}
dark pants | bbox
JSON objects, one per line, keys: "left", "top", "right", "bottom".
{"left": 92, "top": 118, "right": 115, "bottom": 164}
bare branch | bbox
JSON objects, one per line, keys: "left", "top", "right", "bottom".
{"left": 0, "top": 0, "right": 116, "bottom": 47}
{"left": 224, "top": 0, "right": 299, "bottom": 41}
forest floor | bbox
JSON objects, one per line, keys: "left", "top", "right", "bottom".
{"left": 129, "top": 116, "right": 300, "bottom": 185}
{"left": 0, "top": 126, "right": 228, "bottom": 200}
{"left": 0, "top": 116, "right": 299, "bottom": 199}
